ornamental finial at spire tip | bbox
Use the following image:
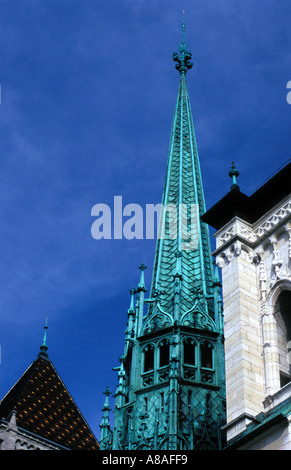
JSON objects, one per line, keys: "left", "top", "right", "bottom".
{"left": 173, "top": 13, "right": 193, "bottom": 75}
{"left": 229, "top": 161, "right": 240, "bottom": 189}
{"left": 182, "top": 9, "right": 185, "bottom": 41}
{"left": 38, "top": 316, "right": 49, "bottom": 357}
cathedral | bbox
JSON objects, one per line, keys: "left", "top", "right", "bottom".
{"left": 0, "top": 19, "right": 290, "bottom": 451}
{"left": 99, "top": 21, "right": 291, "bottom": 451}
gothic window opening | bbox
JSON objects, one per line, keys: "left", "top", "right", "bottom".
{"left": 277, "top": 291, "right": 291, "bottom": 341}
{"left": 124, "top": 347, "right": 132, "bottom": 403}
{"left": 143, "top": 345, "right": 154, "bottom": 372}
{"left": 280, "top": 371, "right": 291, "bottom": 388}
{"left": 183, "top": 339, "right": 195, "bottom": 365}
{"left": 275, "top": 290, "right": 291, "bottom": 387}
{"left": 160, "top": 392, "right": 164, "bottom": 412}
{"left": 159, "top": 341, "right": 170, "bottom": 367}
{"left": 200, "top": 342, "right": 213, "bottom": 369}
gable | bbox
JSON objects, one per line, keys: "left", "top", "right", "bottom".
{"left": 0, "top": 356, "right": 99, "bottom": 450}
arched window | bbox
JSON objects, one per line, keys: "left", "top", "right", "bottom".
{"left": 200, "top": 341, "right": 213, "bottom": 369}
{"left": 143, "top": 344, "right": 154, "bottom": 372}
{"left": 124, "top": 346, "right": 132, "bottom": 402}
{"left": 274, "top": 290, "right": 291, "bottom": 387}
{"left": 183, "top": 338, "right": 196, "bottom": 365}
{"left": 277, "top": 291, "right": 291, "bottom": 340}
{"left": 160, "top": 392, "right": 164, "bottom": 412}
{"left": 159, "top": 340, "right": 170, "bottom": 367}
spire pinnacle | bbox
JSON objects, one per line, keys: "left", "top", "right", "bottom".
{"left": 128, "top": 287, "right": 136, "bottom": 313}
{"left": 100, "top": 386, "right": 112, "bottom": 444}
{"left": 173, "top": 251, "right": 182, "bottom": 279}
{"left": 173, "top": 11, "right": 193, "bottom": 75}
{"left": 102, "top": 386, "right": 112, "bottom": 411}
{"left": 38, "top": 317, "right": 49, "bottom": 358}
{"left": 182, "top": 9, "right": 185, "bottom": 43}
{"left": 213, "top": 263, "right": 222, "bottom": 287}
{"left": 137, "top": 263, "right": 147, "bottom": 292}
{"left": 229, "top": 161, "right": 240, "bottom": 189}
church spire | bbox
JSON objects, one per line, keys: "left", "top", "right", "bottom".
{"left": 149, "top": 18, "right": 215, "bottom": 322}
{"left": 105, "top": 18, "right": 226, "bottom": 451}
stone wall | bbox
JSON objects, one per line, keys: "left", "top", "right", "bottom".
{"left": 213, "top": 195, "right": 291, "bottom": 443}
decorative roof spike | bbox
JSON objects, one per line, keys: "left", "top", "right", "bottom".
{"left": 229, "top": 161, "right": 240, "bottom": 189}
{"left": 182, "top": 9, "right": 185, "bottom": 42}
{"left": 102, "top": 386, "right": 112, "bottom": 412}
{"left": 38, "top": 317, "right": 49, "bottom": 358}
{"left": 213, "top": 264, "right": 222, "bottom": 287}
{"left": 100, "top": 386, "right": 112, "bottom": 443}
{"left": 137, "top": 263, "right": 147, "bottom": 292}
{"left": 173, "top": 251, "right": 182, "bottom": 279}
{"left": 173, "top": 10, "right": 193, "bottom": 75}
{"left": 128, "top": 287, "right": 136, "bottom": 314}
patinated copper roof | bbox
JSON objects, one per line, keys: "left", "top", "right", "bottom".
{"left": 0, "top": 355, "right": 99, "bottom": 450}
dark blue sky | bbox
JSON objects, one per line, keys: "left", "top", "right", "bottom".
{"left": 0, "top": 0, "right": 290, "bottom": 440}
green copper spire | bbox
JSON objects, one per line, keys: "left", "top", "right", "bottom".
{"left": 149, "top": 21, "right": 215, "bottom": 326}
{"left": 102, "top": 18, "right": 225, "bottom": 452}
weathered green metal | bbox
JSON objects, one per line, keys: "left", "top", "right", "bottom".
{"left": 38, "top": 317, "right": 49, "bottom": 358}
{"left": 100, "top": 20, "right": 226, "bottom": 451}
{"left": 149, "top": 47, "right": 215, "bottom": 323}
{"left": 173, "top": 13, "right": 193, "bottom": 76}
{"left": 99, "top": 387, "right": 113, "bottom": 446}
{"left": 229, "top": 161, "right": 240, "bottom": 188}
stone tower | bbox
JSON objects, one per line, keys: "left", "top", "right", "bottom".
{"left": 99, "top": 20, "right": 226, "bottom": 451}
{"left": 202, "top": 161, "right": 291, "bottom": 449}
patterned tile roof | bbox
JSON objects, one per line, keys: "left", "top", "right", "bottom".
{"left": 0, "top": 354, "right": 99, "bottom": 450}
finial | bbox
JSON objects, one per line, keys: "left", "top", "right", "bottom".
{"left": 100, "top": 386, "right": 112, "bottom": 441}
{"left": 101, "top": 387, "right": 112, "bottom": 421}
{"left": 139, "top": 263, "right": 147, "bottom": 271}
{"left": 38, "top": 317, "right": 49, "bottom": 358}
{"left": 173, "top": 250, "right": 182, "bottom": 278}
{"left": 173, "top": 11, "right": 193, "bottom": 75}
{"left": 229, "top": 161, "right": 240, "bottom": 189}
{"left": 213, "top": 264, "right": 221, "bottom": 287}
{"left": 182, "top": 9, "right": 185, "bottom": 43}
{"left": 103, "top": 386, "right": 112, "bottom": 400}
{"left": 128, "top": 287, "right": 136, "bottom": 313}
{"left": 137, "top": 263, "right": 147, "bottom": 292}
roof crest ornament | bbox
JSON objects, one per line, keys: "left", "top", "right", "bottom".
{"left": 173, "top": 10, "right": 193, "bottom": 75}
{"left": 229, "top": 161, "right": 240, "bottom": 190}
{"left": 38, "top": 316, "right": 49, "bottom": 358}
